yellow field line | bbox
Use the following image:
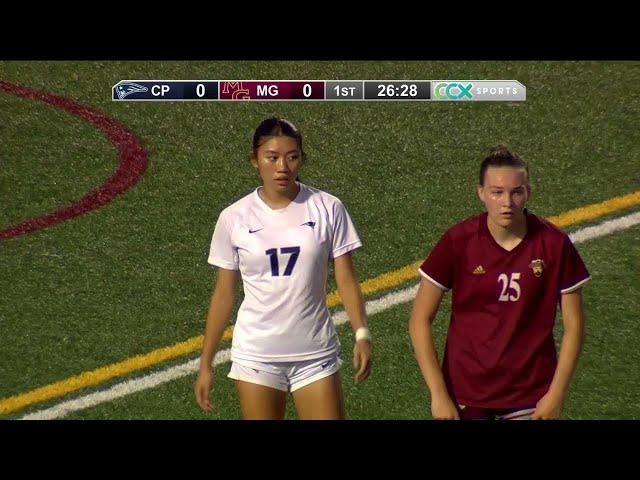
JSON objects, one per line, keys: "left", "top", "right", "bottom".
{"left": 547, "top": 190, "right": 640, "bottom": 228}
{"left": 1, "top": 190, "right": 639, "bottom": 416}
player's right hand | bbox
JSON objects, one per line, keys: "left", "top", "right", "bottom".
{"left": 431, "top": 392, "right": 460, "bottom": 420}
{"left": 353, "top": 339, "right": 372, "bottom": 383}
{"left": 194, "top": 369, "right": 213, "bottom": 413}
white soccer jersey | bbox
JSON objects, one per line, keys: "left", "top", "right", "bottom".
{"left": 208, "top": 183, "right": 362, "bottom": 362}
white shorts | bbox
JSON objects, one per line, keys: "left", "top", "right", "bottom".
{"left": 228, "top": 353, "right": 343, "bottom": 393}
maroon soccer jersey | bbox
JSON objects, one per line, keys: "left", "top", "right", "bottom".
{"left": 419, "top": 211, "right": 590, "bottom": 409}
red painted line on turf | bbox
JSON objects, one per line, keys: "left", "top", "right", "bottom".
{"left": 0, "top": 80, "right": 148, "bottom": 240}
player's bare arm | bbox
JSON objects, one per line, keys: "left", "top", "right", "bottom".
{"left": 409, "top": 278, "right": 459, "bottom": 420}
{"left": 533, "top": 288, "right": 586, "bottom": 420}
{"left": 334, "top": 253, "right": 371, "bottom": 383}
{"left": 194, "top": 268, "right": 239, "bottom": 413}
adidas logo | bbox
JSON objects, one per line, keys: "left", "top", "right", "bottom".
{"left": 473, "top": 265, "right": 486, "bottom": 275}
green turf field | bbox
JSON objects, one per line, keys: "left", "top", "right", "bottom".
{"left": 1, "top": 61, "right": 638, "bottom": 419}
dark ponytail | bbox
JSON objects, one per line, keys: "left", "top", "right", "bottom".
{"left": 479, "top": 144, "right": 528, "bottom": 185}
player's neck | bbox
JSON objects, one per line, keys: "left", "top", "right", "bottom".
{"left": 258, "top": 184, "right": 300, "bottom": 210}
{"left": 486, "top": 214, "right": 527, "bottom": 251}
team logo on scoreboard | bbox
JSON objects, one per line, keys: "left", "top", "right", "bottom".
{"left": 220, "top": 81, "right": 251, "bottom": 100}
{"left": 115, "top": 82, "right": 149, "bottom": 100}
{"left": 528, "top": 259, "right": 545, "bottom": 277}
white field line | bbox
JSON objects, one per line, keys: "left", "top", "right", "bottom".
{"left": 21, "top": 211, "right": 640, "bottom": 420}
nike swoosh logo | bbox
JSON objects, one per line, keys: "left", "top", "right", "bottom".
{"left": 248, "top": 228, "right": 264, "bottom": 234}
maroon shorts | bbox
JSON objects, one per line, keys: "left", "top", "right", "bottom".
{"left": 458, "top": 404, "right": 536, "bottom": 420}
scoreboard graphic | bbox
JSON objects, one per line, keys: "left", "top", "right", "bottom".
{"left": 112, "top": 80, "right": 526, "bottom": 102}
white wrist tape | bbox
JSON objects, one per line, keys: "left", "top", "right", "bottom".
{"left": 355, "top": 326, "right": 372, "bottom": 342}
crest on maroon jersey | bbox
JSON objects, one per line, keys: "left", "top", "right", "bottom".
{"left": 529, "top": 259, "right": 545, "bottom": 277}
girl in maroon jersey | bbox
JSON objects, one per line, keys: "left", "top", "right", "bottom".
{"left": 409, "top": 145, "right": 590, "bottom": 420}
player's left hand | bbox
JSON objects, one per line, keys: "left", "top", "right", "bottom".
{"left": 353, "top": 339, "right": 372, "bottom": 383}
{"left": 532, "top": 392, "right": 564, "bottom": 419}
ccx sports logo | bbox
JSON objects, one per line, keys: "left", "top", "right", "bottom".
{"left": 433, "top": 82, "right": 473, "bottom": 100}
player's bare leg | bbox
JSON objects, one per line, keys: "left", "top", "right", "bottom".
{"left": 235, "top": 380, "right": 287, "bottom": 420}
{"left": 291, "top": 372, "right": 345, "bottom": 420}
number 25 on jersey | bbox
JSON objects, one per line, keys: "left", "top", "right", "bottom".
{"left": 498, "top": 272, "right": 521, "bottom": 302}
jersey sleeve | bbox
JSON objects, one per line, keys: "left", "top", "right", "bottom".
{"left": 559, "top": 235, "right": 590, "bottom": 293}
{"left": 207, "top": 210, "right": 239, "bottom": 270}
{"left": 330, "top": 200, "right": 362, "bottom": 259}
{"left": 418, "top": 230, "right": 454, "bottom": 291}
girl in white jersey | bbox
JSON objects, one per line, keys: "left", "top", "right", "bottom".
{"left": 194, "top": 117, "right": 372, "bottom": 419}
